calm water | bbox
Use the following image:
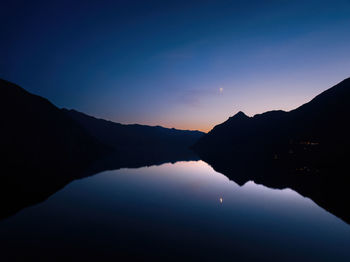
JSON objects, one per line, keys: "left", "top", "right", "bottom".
{"left": 1, "top": 160, "right": 350, "bottom": 261}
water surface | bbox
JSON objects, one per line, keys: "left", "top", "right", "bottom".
{"left": 1, "top": 161, "right": 349, "bottom": 261}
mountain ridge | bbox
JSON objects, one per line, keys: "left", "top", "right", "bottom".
{"left": 194, "top": 77, "right": 350, "bottom": 154}
{"left": 62, "top": 108, "right": 204, "bottom": 151}
{"left": 64, "top": 109, "right": 203, "bottom": 133}
{"left": 0, "top": 78, "right": 109, "bottom": 170}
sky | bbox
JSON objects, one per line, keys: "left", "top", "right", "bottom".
{"left": 1, "top": 0, "right": 350, "bottom": 132}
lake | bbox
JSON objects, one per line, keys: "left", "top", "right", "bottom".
{"left": 1, "top": 160, "right": 350, "bottom": 261}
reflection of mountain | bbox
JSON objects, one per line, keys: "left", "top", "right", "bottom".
{"left": 203, "top": 159, "right": 350, "bottom": 224}
{"left": 0, "top": 79, "right": 201, "bottom": 220}
{"left": 193, "top": 78, "right": 350, "bottom": 224}
{"left": 0, "top": 150, "right": 199, "bottom": 221}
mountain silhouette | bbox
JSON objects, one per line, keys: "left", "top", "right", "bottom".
{"left": 0, "top": 79, "right": 109, "bottom": 172}
{"left": 62, "top": 108, "right": 204, "bottom": 153}
{"left": 193, "top": 77, "right": 350, "bottom": 223}
{"left": 194, "top": 77, "right": 350, "bottom": 164}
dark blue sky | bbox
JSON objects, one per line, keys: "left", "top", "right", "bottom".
{"left": 2, "top": 0, "right": 350, "bottom": 131}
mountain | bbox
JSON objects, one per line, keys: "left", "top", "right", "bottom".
{"left": 0, "top": 78, "right": 203, "bottom": 175}
{"left": 194, "top": 77, "right": 350, "bottom": 166}
{"left": 62, "top": 109, "right": 204, "bottom": 153}
{"left": 0, "top": 79, "right": 109, "bottom": 172}
{"left": 192, "top": 77, "right": 350, "bottom": 223}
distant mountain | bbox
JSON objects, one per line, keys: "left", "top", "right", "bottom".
{"left": 62, "top": 109, "right": 204, "bottom": 153}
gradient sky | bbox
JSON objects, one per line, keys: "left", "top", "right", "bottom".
{"left": 1, "top": 0, "right": 350, "bottom": 132}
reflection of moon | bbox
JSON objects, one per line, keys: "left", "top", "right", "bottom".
{"left": 219, "top": 197, "right": 223, "bottom": 203}
{"left": 219, "top": 87, "right": 223, "bottom": 93}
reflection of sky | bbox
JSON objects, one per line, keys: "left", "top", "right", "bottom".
{"left": 2, "top": 1, "right": 350, "bottom": 131}
{"left": 0, "top": 160, "right": 350, "bottom": 260}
